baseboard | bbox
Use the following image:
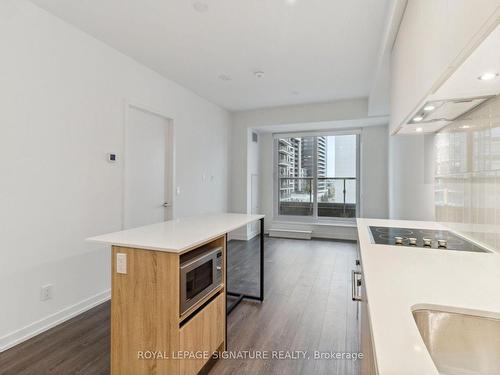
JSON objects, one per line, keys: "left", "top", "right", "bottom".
{"left": 247, "top": 230, "right": 260, "bottom": 240}
{"left": 0, "top": 289, "right": 111, "bottom": 352}
{"left": 267, "top": 221, "right": 357, "bottom": 241}
{"left": 269, "top": 228, "right": 313, "bottom": 240}
{"left": 228, "top": 230, "right": 260, "bottom": 241}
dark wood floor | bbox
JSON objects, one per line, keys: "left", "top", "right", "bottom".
{"left": 214, "top": 236, "right": 360, "bottom": 375}
{"left": 0, "top": 302, "right": 110, "bottom": 375}
{"left": 0, "top": 236, "right": 360, "bottom": 375}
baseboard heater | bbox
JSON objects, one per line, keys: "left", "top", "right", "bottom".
{"left": 268, "top": 228, "right": 312, "bottom": 240}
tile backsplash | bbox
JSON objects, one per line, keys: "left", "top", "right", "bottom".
{"left": 435, "top": 95, "right": 500, "bottom": 252}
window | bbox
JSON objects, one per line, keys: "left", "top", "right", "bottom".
{"left": 275, "top": 133, "right": 359, "bottom": 220}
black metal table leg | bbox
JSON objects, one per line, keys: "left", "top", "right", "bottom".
{"left": 259, "top": 217, "right": 264, "bottom": 301}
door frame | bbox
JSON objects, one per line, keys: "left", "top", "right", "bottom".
{"left": 122, "top": 100, "right": 175, "bottom": 229}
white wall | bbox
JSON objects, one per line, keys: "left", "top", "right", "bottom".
{"left": 246, "top": 129, "right": 261, "bottom": 238}
{"left": 360, "top": 125, "right": 389, "bottom": 219}
{"left": 388, "top": 134, "right": 435, "bottom": 221}
{"left": 259, "top": 133, "right": 275, "bottom": 230}
{"left": 247, "top": 129, "right": 261, "bottom": 213}
{"left": 0, "top": 0, "right": 230, "bottom": 350}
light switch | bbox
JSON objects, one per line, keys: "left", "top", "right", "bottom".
{"left": 108, "top": 153, "right": 117, "bottom": 163}
{"left": 116, "top": 253, "right": 127, "bottom": 274}
{"left": 176, "top": 186, "right": 181, "bottom": 195}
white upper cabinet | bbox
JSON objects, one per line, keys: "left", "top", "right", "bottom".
{"left": 390, "top": 0, "right": 500, "bottom": 134}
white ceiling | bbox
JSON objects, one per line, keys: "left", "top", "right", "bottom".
{"left": 30, "top": 0, "right": 390, "bottom": 111}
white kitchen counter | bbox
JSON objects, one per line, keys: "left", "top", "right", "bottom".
{"left": 357, "top": 218, "right": 500, "bottom": 375}
{"left": 87, "top": 213, "right": 264, "bottom": 253}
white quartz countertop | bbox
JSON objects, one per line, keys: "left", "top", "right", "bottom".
{"left": 357, "top": 218, "right": 500, "bottom": 375}
{"left": 87, "top": 213, "right": 264, "bottom": 253}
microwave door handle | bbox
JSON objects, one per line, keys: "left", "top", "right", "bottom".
{"left": 180, "top": 247, "right": 221, "bottom": 270}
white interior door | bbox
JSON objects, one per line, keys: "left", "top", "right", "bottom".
{"left": 251, "top": 174, "right": 260, "bottom": 235}
{"left": 124, "top": 106, "right": 171, "bottom": 229}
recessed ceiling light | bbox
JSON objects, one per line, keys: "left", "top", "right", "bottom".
{"left": 254, "top": 71, "right": 265, "bottom": 78}
{"left": 416, "top": 127, "right": 423, "bottom": 132}
{"left": 287, "top": 0, "right": 297, "bottom": 4}
{"left": 413, "top": 116, "right": 424, "bottom": 122}
{"left": 193, "top": 1, "right": 208, "bottom": 12}
{"left": 478, "top": 72, "right": 498, "bottom": 81}
{"left": 218, "top": 74, "right": 232, "bottom": 81}
{"left": 423, "top": 105, "right": 435, "bottom": 111}
{"left": 461, "top": 125, "right": 470, "bottom": 129}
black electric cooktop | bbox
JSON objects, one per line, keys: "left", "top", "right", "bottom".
{"left": 369, "top": 226, "right": 488, "bottom": 253}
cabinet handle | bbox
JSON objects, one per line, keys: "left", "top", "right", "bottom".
{"left": 351, "top": 270, "right": 362, "bottom": 301}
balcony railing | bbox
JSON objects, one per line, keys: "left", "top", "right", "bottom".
{"left": 278, "top": 145, "right": 294, "bottom": 155}
{"left": 278, "top": 177, "right": 356, "bottom": 218}
{"left": 278, "top": 156, "right": 293, "bottom": 166}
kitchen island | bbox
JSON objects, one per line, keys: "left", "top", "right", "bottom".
{"left": 87, "top": 213, "right": 265, "bottom": 375}
{"left": 356, "top": 218, "right": 500, "bottom": 375}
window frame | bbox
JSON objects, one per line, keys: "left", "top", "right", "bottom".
{"left": 273, "top": 129, "right": 361, "bottom": 224}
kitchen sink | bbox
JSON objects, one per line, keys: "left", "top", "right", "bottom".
{"left": 413, "top": 308, "right": 500, "bottom": 375}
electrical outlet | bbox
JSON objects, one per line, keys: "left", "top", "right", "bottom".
{"left": 40, "top": 284, "right": 53, "bottom": 301}
{"left": 116, "top": 253, "right": 127, "bottom": 274}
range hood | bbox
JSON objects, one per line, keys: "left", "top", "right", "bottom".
{"left": 398, "top": 24, "right": 500, "bottom": 134}
{"left": 409, "top": 95, "right": 494, "bottom": 125}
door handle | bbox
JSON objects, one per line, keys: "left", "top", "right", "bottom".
{"left": 351, "top": 270, "right": 362, "bottom": 301}
{"left": 163, "top": 202, "right": 171, "bottom": 207}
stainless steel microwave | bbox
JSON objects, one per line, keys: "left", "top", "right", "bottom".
{"left": 180, "top": 246, "right": 223, "bottom": 314}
